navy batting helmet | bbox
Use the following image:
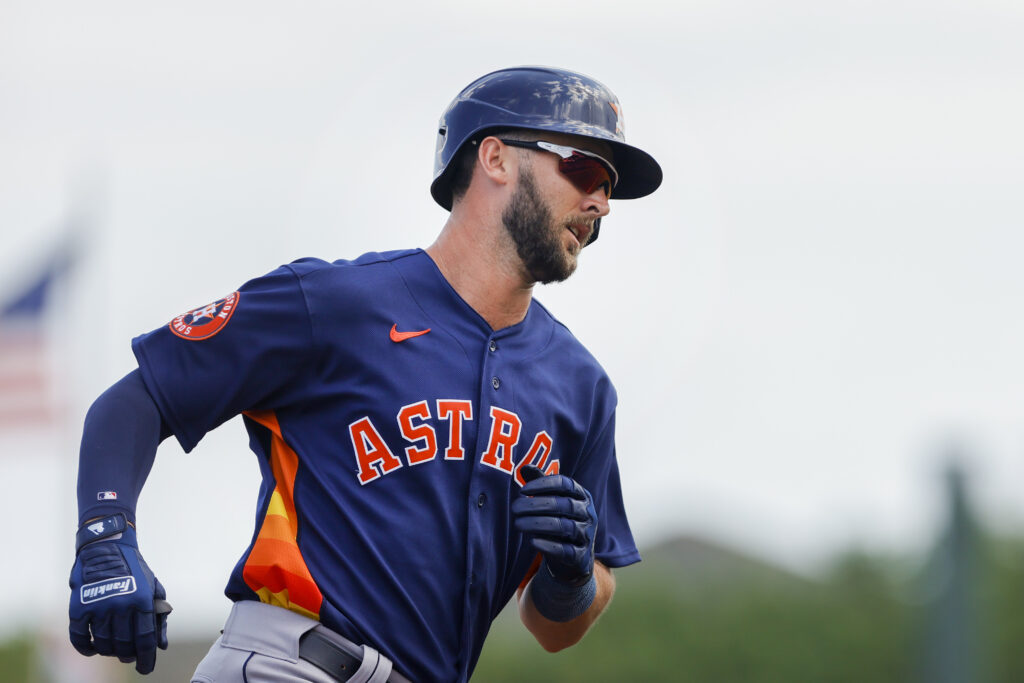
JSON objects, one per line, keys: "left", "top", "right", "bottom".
{"left": 431, "top": 66, "right": 663, "bottom": 216}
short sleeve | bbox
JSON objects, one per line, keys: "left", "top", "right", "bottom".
{"left": 131, "top": 264, "right": 316, "bottom": 452}
{"left": 571, "top": 410, "right": 642, "bottom": 568}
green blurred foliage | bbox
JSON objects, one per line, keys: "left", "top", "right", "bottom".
{"left": 473, "top": 535, "right": 1024, "bottom": 683}
{"left": 0, "top": 633, "right": 37, "bottom": 683}
{"left": 978, "top": 536, "right": 1024, "bottom": 683}
{"left": 7, "top": 534, "right": 1024, "bottom": 682}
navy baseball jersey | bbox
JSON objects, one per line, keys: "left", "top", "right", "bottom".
{"left": 131, "top": 249, "right": 640, "bottom": 682}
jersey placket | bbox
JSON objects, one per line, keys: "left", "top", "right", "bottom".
{"left": 456, "top": 328, "right": 512, "bottom": 679}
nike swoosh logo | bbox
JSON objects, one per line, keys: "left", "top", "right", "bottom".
{"left": 390, "top": 324, "right": 431, "bottom": 343}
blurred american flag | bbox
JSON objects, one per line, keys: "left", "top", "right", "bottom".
{"left": 0, "top": 246, "right": 75, "bottom": 427}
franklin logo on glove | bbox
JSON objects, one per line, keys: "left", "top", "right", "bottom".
{"left": 81, "top": 577, "right": 137, "bottom": 603}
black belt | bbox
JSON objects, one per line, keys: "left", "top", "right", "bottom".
{"left": 299, "top": 629, "right": 365, "bottom": 681}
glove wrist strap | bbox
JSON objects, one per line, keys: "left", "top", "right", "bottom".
{"left": 75, "top": 513, "right": 128, "bottom": 551}
{"left": 545, "top": 560, "right": 594, "bottom": 587}
{"left": 530, "top": 560, "right": 597, "bottom": 623}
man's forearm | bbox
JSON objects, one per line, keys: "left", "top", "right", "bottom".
{"left": 517, "top": 561, "right": 615, "bottom": 652}
{"left": 77, "top": 369, "right": 167, "bottom": 524}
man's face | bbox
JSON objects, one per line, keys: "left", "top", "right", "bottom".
{"left": 501, "top": 162, "right": 592, "bottom": 284}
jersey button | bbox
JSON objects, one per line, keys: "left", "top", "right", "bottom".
{"left": 491, "top": 377, "right": 501, "bottom": 390}
{"left": 477, "top": 493, "right": 487, "bottom": 507}
{"left": 489, "top": 340, "right": 498, "bottom": 352}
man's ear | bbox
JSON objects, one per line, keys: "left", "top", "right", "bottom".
{"left": 476, "top": 136, "right": 515, "bottom": 188}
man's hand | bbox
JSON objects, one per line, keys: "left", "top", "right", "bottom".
{"left": 513, "top": 466, "right": 598, "bottom": 586}
{"left": 68, "top": 514, "right": 171, "bottom": 675}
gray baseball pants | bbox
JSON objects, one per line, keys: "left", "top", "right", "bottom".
{"left": 191, "top": 601, "right": 409, "bottom": 683}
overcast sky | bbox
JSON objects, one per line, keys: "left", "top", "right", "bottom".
{"left": 2, "top": 0, "right": 1023, "bottom": 639}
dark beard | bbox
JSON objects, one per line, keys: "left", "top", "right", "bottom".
{"left": 501, "top": 167, "right": 577, "bottom": 284}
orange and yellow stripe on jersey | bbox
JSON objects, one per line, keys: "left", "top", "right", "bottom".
{"left": 240, "top": 410, "right": 322, "bottom": 620}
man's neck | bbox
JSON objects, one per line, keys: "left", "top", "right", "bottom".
{"left": 426, "top": 212, "right": 534, "bottom": 332}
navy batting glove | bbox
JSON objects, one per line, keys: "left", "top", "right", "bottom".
{"left": 513, "top": 466, "right": 598, "bottom": 586}
{"left": 68, "top": 514, "right": 171, "bottom": 675}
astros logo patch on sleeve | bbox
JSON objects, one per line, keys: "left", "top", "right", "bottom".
{"left": 169, "top": 292, "right": 240, "bottom": 340}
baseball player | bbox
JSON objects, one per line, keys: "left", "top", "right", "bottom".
{"left": 68, "top": 66, "right": 662, "bottom": 682}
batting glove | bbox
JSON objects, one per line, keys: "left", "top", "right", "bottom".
{"left": 513, "top": 465, "right": 598, "bottom": 586}
{"left": 68, "top": 514, "right": 171, "bottom": 675}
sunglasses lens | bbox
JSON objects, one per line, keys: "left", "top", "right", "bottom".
{"left": 559, "top": 154, "right": 613, "bottom": 198}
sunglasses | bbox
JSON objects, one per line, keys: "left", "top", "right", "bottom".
{"left": 499, "top": 139, "right": 618, "bottom": 199}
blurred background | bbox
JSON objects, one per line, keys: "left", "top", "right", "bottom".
{"left": 2, "top": 0, "right": 1022, "bottom": 680}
